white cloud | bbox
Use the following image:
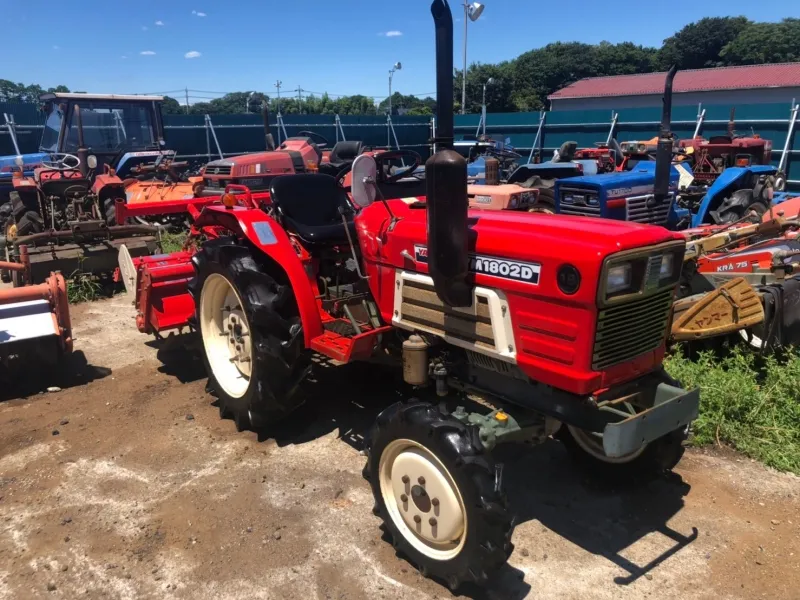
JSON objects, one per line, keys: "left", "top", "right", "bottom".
{"left": 53, "top": 45, "right": 60, "bottom": 50}
{"left": 384, "top": 30, "right": 402, "bottom": 37}
{"left": 155, "top": 20, "right": 164, "bottom": 26}
{"left": 140, "top": 50, "right": 156, "bottom": 56}
{"left": 184, "top": 51, "right": 202, "bottom": 59}
{"left": 142, "top": 26, "right": 148, "bottom": 31}
{"left": 192, "top": 10, "right": 207, "bottom": 16}
{"left": 121, "top": 55, "right": 128, "bottom": 59}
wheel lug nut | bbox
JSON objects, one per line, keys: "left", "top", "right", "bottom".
{"left": 400, "top": 494, "right": 408, "bottom": 502}
{"left": 417, "top": 476, "right": 425, "bottom": 485}
{"left": 429, "top": 517, "right": 437, "bottom": 526}
{"left": 431, "top": 498, "right": 439, "bottom": 506}
{"left": 413, "top": 515, "right": 421, "bottom": 524}
{"left": 401, "top": 475, "right": 410, "bottom": 484}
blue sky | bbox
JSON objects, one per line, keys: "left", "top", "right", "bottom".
{"left": 5, "top": 0, "right": 800, "bottom": 103}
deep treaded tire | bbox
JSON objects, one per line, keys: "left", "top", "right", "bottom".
{"left": 363, "top": 401, "right": 515, "bottom": 589}
{"left": 558, "top": 424, "right": 687, "bottom": 481}
{"left": 16, "top": 211, "right": 45, "bottom": 237}
{"left": 188, "top": 239, "right": 310, "bottom": 431}
{"left": 104, "top": 198, "right": 117, "bottom": 226}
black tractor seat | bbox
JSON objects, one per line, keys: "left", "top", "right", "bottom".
{"left": 269, "top": 174, "right": 356, "bottom": 248}
{"left": 318, "top": 140, "right": 363, "bottom": 177}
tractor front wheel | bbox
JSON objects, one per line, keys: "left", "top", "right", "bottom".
{"left": 559, "top": 422, "right": 687, "bottom": 481}
{"left": 364, "top": 402, "right": 514, "bottom": 589}
{"left": 189, "top": 240, "right": 310, "bottom": 431}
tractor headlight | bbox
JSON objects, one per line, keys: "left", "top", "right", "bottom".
{"left": 510, "top": 194, "right": 519, "bottom": 208}
{"left": 659, "top": 253, "right": 674, "bottom": 279}
{"left": 606, "top": 263, "right": 633, "bottom": 294}
{"left": 585, "top": 192, "right": 599, "bottom": 206}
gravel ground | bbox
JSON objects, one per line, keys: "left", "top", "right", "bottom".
{"left": 0, "top": 293, "right": 798, "bottom": 600}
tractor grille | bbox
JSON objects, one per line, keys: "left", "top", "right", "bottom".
{"left": 205, "top": 165, "right": 232, "bottom": 176}
{"left": 593, "top": 287, "right": 674, "bottom": 370}
{"left": 399, "top": 279, "right": 495, "bottom": 349}
{"left": 558, "top": 187, "right": 601, "bottom": 217}
{"left": 625, "top": 194, "right": 673, "bottom": 225}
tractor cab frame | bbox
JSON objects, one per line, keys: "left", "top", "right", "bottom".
{"left": 38, "top": 93, "right": 169, "bottom": 179}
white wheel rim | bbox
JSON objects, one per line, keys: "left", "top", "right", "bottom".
{"left": 378, "top": 439, "right": 467, "bottom": 561}
{"left": 200, "top": 273, "right": 253, "bottom": 399}
{"left": 568, "top": 402, "right": 648, "bottom": 464}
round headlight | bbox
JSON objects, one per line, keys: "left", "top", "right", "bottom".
{"left": 557, "top": 264, "right": 581, "bottom": 295}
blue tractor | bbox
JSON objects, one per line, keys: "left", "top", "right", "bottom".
{"left": 552, "top": 68, "right": 782, "bottom": 229}
{"left": 554, "top": 161, "right": 780, "bottom": 228}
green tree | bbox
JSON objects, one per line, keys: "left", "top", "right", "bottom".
{"left": 454, "top": 62, "right": 516, "bottom": 114}
{"left": 720, "top": 19, "right": 800, "bottom": 65}
{"left": 161, "top": 96, "right": 185, "bottom": 115}
{"left": 657, "top": 16, "right": 751, "bottom": 69}
{"left": 189, "top": 91, "right": 269, "bottom": 115}
{"left": 377, "top": 93, "right": 435, "bottom": 115}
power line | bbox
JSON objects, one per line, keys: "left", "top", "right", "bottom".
{"left": 162, "top": 88, "right": 438, "bottom": 100}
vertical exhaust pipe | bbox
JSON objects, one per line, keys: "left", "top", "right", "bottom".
{"left": 727, "top": 107, "right": 736, "bottom": 139}
{"left": 425, "top": 0, "right": 472, "bottom": 307}
{"left": 262, "top": 103, "right": 276, "bottom": 151}
{"left": 653, "top": 66, "right": 677, "bottom": 205}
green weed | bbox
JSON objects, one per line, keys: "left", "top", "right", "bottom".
{"left": 67, "top": 269, "right": 102, "bottom": 304}
{"left": 666, "top": 346, "right": 800, "bottom": 475}
{"left": 159, "top": 231, "right": 190, "bottom": 254}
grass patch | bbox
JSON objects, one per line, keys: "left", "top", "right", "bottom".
{"left": 666, "top": 346, "right": 800, "bottom": 475}
{"left": 67, "top": 269, "right": 102, "bottom": 304}
{"left": 160, "top": 231, "right": 190, "bottom": 254}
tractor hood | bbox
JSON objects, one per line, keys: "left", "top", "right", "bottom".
{"left": 558, "top": 162, "right": 680, "bottom": 193}
{"left": 357, "top": 198, "right": 684, "bottom": 298}
{"left": 0, "top": 152, "right": 47, "bottom": 179}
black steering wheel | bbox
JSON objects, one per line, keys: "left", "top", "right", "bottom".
{"left": 374, "top": 150, "right": 422, "bottom": 183}
{"left": 296, "top": 131, "right": 329, "bottom": 148}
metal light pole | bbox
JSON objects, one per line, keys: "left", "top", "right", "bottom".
{"left": 388, "top": 62, "right": 402, "bottom": 146}
{"left": 480, "top": 77, "right": 494, "bottom": 137}
{"left": 245, "top": 91, "right": 255, "bottom": 114}
{"left": 461, "top": 2, "right": 485, "bottom": 115}
{"left": 388, "top": 62, "right": 402, "bottom": 115}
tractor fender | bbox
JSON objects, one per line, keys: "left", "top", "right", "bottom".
{"left": 193, "top": 207, "right": 323, "bottom": 345}
{"left": 692, "top": 165, "right": 777, "bottom": 227}
{"left": 92, "top": 173, "right": 125, "bottom": 196}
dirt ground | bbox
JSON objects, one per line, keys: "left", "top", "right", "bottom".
{"left": 1, "top": 294, "right": 798, "bottom": 600}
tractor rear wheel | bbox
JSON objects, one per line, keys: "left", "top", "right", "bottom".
{"left": 559, "top": 421, "right": 687, "bottom": 481}
{"left": 188, "top": 240, "right": 310, "bottom": 431}
{"left": 364, "top": 401, "right": 514, "bottom": 589}
{"left": 15, "top": 211, "right": 45, "bottom": 237}
{"left": 104, "top": 198, "right": 117, "bottom": 226}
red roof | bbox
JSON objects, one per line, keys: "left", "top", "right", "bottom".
{"left": 548, "top": 62, "right": 800, "bottom": 99}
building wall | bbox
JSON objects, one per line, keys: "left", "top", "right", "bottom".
{"left": 550, "top": 87, "right": 800, "bottom": 111}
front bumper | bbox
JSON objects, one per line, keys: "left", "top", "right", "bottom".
{"left": 602, "top": 383, "right": 700, "bottom": 457}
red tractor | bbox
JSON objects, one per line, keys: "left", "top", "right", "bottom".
{"left": 200, "top": 115, "right": 366, "bottom": 195}
{"left": 3, "top": 93, "right": 162, "bottom": 283}
{"left": 124, "top": 1, "right": 699, "bottom": 587}
{"left": 679, "top": 109, "right": 777, "bottom": 187}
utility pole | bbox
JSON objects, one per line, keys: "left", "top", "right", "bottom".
{"left": 184, "top": 87, "right": 189, "bottom": 114}
{"left": 275, "top": 80, "right": 282, "bottom": 114}
{"left": 296, "top": 87, "right": 302, "bottom": 114}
